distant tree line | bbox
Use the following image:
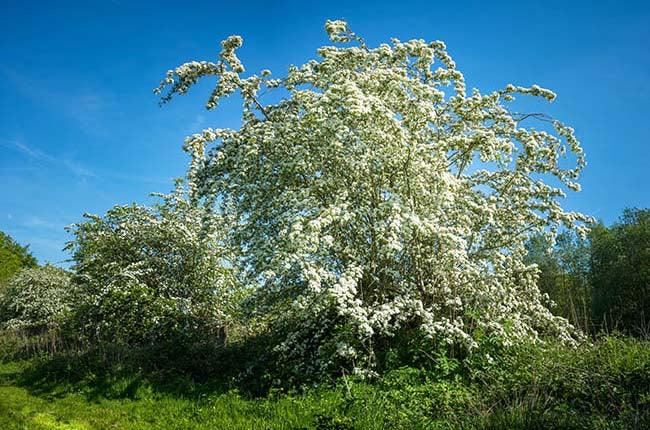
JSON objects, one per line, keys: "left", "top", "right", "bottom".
{"left": 525, "top": 208, "right": 649, "bottom": 337}
{"left": 0, "top": 231, "right": 37, "bottom": 285}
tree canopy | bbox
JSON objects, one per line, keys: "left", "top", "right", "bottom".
{"left": 590, "top": 208, "right": 650, "bottom": 335}
{"left": 0, "top": 231, "right": 37, "bottom": 286}
{"left": 154, "top": 20, "right": 591, "bottom": 374}
{"left": 524, "top": 208, "right": 649, "bottom": 337}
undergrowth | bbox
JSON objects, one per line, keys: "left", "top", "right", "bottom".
{"left": 1, "top": 335, "right": 648, "bottom": 429}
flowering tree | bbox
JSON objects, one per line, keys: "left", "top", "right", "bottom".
{"left": 156, "top": 21, "right": 590, "bottom": 374}
{"left": 65, "top": 180, "right": 237, "bottom": 347}
{"left": 0, "top": 265, "right": 72, "bottom": 330}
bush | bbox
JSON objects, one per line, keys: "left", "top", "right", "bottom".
{"left": 473, "top": 336, "right": 650, "bottom": 428}
{"left": 0, "top": 265, "right": 73, "bottom": 359}
{"left": 0, "top": 265, "right": 72, "bottom": 331}
{"left": 65, "top": 182, "right": 239, "bottom": 350}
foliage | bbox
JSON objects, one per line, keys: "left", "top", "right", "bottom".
{"left": 0, "top": 265, "right": 72, "bottom": 330}
{"left": 64, "top": 181, "right": 237, "bottom": 349}
{"left": 524, "top": 231, "right": 591, "bottom": 332}
{"left": 0, "top": 336, "right": 648, "bottom": 429}
{"left": 590, "top": 208, "right": 650, "bottom": 336}
{"left": 525, "top": 208, "right": 650, "bottom": 337}
{"left": 154, "top": 19, "right": 590, "bottom": 375}
{"left": 478, "top": 336, "right": 650, "bottom": 426}
{"left": 0, "top": 231, "right": 37, "bottom": 287}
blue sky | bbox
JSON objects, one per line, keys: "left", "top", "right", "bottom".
{"left": 1, "top": 0, "right": 648, "bottom": 265}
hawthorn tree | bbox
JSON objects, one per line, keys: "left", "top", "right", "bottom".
{"left": 156, "top": 21, "right": 590, "bottom": 375}
{"left": 0, "top": 265, "right": 72, "bottom": 330}
{"left": 65, "top": 180, "right": 237, "bottom": 348}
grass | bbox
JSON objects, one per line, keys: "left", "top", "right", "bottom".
{"left": 0, "top": 360, "right": 324, "bottom": 429}
{"left": 0, "top": 359, "right": 382, "bottom": 430}
{"left": 0, "top": 336, "right": 649, "bottom": 429}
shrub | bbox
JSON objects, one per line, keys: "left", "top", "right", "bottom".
{"left": 0, "top": 265, "right": 73, "bottom": 359}
{"left": 65, "top": 181, "right": 239, "bottom": 350}
{"left": 0, "top": 265, "right": 72, "bottom": 330}
{"left": 474, "top": 336, "right": 650, "bottom": 428}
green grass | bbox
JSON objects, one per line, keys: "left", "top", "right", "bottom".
{"left": 0, "top": 385, "right": 312, "bottom": 429}
{"left": 0, "top": 361, "right": 322, "bottom": 429}
{"left": 1, "top": 337, "right": 649, "bottom": 429}
{"left": 0, "top": 359, "right": 381, "bottom": 430}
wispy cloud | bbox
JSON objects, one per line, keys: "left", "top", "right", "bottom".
{"left": 0, "top": 137, "right": 96, "bottom": 179}
{"left": 0, "top": 137, "right": 49, "bottom": 163}
{"left": 11, "top": 140, "right": 49, "bottom": 160}
{"left": 63, "top": 159, "right": 97, "bottom": 178}
{"left": 2, "top": 137, "right": 173, "bottom": 188}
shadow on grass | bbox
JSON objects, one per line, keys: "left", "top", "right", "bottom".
{"left": 7, "top": 335, "right": 280, "bottom": 403}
